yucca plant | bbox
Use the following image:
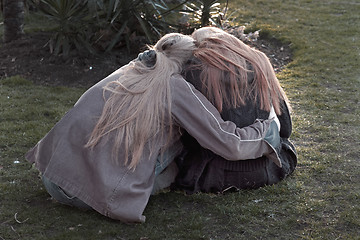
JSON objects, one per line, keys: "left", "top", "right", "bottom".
{"left": 32, "top": 0, "right": 189, "bottom": 56}
{"left": 31, "top": 0, "right": 228, "bottom": 56}
{"left": 181, "top": 0, "right": 224, "bottom": 28}
{"left": 33, "top": 0, "right": 95, "bottom": 56}
{"left": 93, "top": 0, "right": 195, "bottom": 52}
{"left": 89, "top": 0, "right": 176, "bottom": 52}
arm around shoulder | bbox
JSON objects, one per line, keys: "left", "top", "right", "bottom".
{"left": 169, "top": 75, "right": 281, "bottom": 166}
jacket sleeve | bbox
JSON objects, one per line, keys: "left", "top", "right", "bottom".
{"left": 170, "top": 75, "right": 281, "bottom": 166}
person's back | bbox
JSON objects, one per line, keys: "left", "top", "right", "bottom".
{"left": 173, "top": 27, "right": 297, "bottom": 193}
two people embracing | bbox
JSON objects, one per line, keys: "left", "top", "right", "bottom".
{"left": 26, "top": 27, "right": 297, "bottom": 223}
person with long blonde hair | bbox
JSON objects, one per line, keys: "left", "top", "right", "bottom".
{"left": 26, "top": 32, "right": 280, "bottom": 223}
{"left": 173, "top": 27, "right": 297, "bottom": 193}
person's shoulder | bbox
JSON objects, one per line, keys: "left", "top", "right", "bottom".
{"left": 170, "top": 74, "right": 187, "bottom": 87}
{"left": 170, "top": 74, "right": 198, "bottom": 94}
{"left": 170, "top": 73, "right": 184, "bottom": 81}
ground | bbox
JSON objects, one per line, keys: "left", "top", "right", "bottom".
{"left": 0, "top": 30, "right": 292, "bottom": 88}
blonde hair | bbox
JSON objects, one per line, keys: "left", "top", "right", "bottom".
{"left": 86, "top": 33, "right": 195, "bottom": 169}
{"left": 191, "top": 27, "right": 289, "bottom": 114}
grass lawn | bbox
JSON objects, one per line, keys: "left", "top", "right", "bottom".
{"left": 1, "top": 0, "right": 359, "bottom": 239}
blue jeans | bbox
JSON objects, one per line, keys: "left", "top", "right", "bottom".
{"left": 154, "top": 141, "right": 182, "bottom": 176}
{"left": 42, "top": 176, "right": 91, "bottom": 209}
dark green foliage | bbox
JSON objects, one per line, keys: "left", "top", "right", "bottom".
{"left": 181, "top": 0, "right": 223, "bottom": 27}
{"left": 29, "top": 0, "right": 226, "bottom": 56}
{"left": 34, "top": 0, "right": 91, "bottom": 55}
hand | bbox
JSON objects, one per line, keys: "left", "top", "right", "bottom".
{"left": 269, "top": 106, "right": 281, "bottom": 131}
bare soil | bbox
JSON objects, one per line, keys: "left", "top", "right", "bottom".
{"left": 0, "top": 31, "right": 292, "bottom": 88}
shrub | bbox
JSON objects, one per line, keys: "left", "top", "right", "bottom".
{"left": 30, "top": 0, "right": 228, "bottom": 56}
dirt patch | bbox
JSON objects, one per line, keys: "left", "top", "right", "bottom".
{"left": 0, "top": 31, "right": 292, "bottom": 88}
{"left": 0, "top": 32, "right": 138, "bottom": 88}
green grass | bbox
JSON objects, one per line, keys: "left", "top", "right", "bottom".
{"left": 1, "top": 0, "right": 360, "bottom": 239}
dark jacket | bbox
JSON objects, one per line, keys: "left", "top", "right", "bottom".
{"left": 173, "top": 61, "right": 297, "bottom": 194}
